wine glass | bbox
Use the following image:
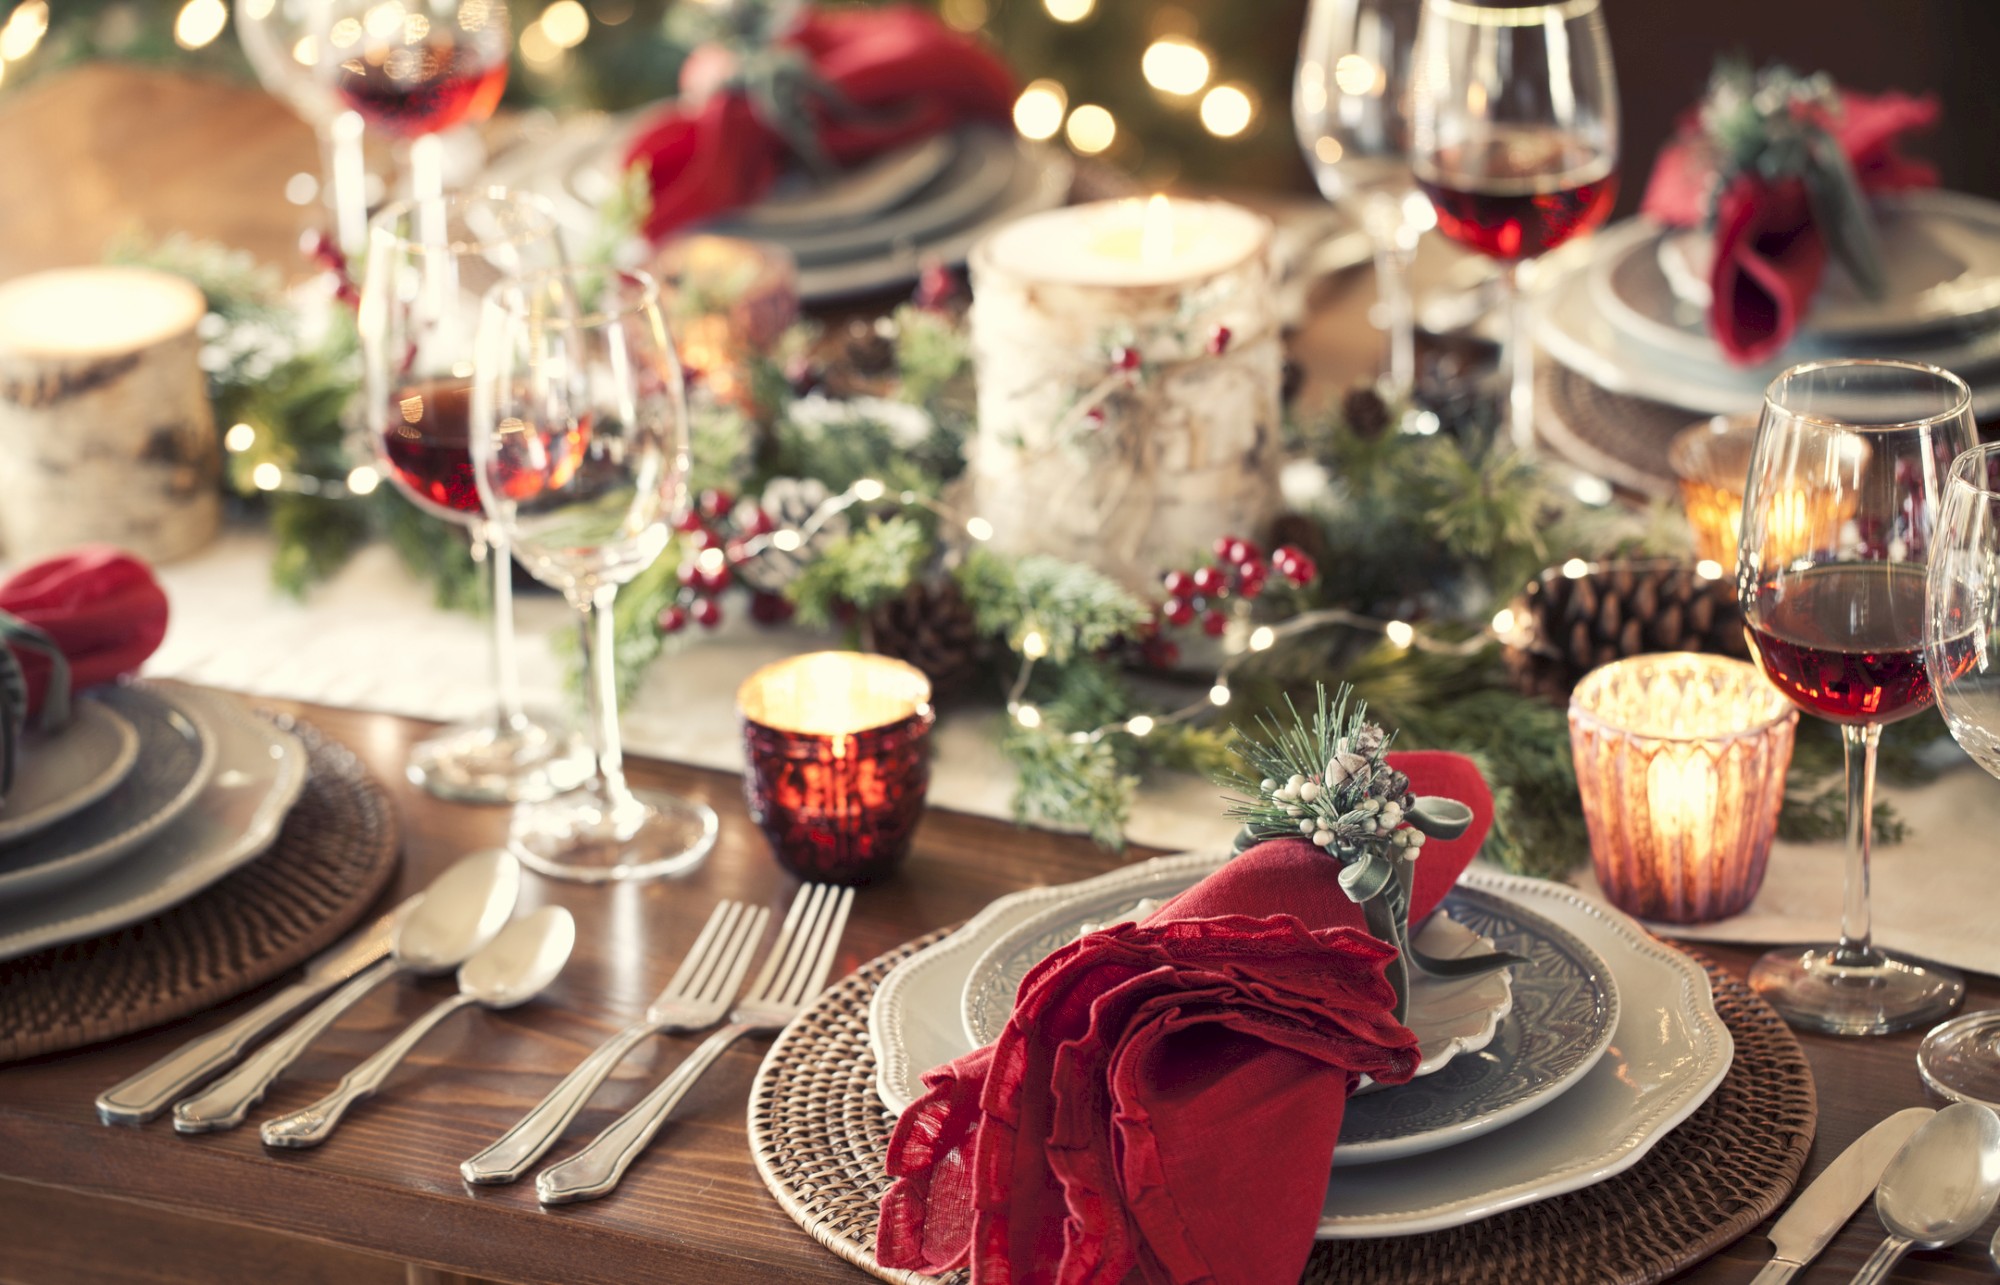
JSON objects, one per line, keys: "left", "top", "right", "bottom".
{"left": 236, "top": 0, "right": 370, "bottom": 254}
{"left": 470, "top": 265, "right": 720, "bottom": 882}
{"left": 360, "top": 188, "right": 591, "bottom": 805}
{"left": 1294, "top": 0, "right": 1428, "bottom": 397}
{"left": 316, "top": 0, "right": 509, "bottom": 204}
{"left": 1738, "top": 359, "right": 1976, "bottom": 1035}
{"left": 1407, "top": 0, "right": 1618, "bottom": 450}
{"left": 1921, "top": 439, "right": 2000, "bottom": 1102}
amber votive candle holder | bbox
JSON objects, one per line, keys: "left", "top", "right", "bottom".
{"left": 738, "top": 652, "right": 935, "bottom": 886}
{"left": 1569, "top": 653, "right": 1797, "bottom": 924}
{"left": 1667, "top": 414, "right": 1757, "bottom": 569}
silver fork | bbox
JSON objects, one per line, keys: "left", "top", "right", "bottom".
{"left": 535, "top": 883, "right": 855, "bottom": 1205}
{"left": 459, "top": 898, "right": 769, "bottom": 1185}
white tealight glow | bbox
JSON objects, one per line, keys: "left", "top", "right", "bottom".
{"left": 984, "top": 198, "right": 1269, "bottom": 291}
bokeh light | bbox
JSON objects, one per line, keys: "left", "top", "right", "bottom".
{"left": 1141, "top": 38, "right": 1209, "bottom": 96}
{"left": 1012, "top": 79, "right": 1067, "bottom": 142}
{"left": 1065, "top": 104, "right": 1117, "bottom": 154}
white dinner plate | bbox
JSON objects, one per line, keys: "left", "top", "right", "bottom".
{"left": 0, "top": 682, "right": 308, "bottom": 961}
{"left": 869, "top": 858, "right": 1730, "bottom": 1238}
{"left": 0, "top": 699, "right": 139, "bottom": 846}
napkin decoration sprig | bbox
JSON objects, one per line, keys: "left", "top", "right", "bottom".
{"left": 1223, "top": 683, "right": 1520, "bottom": 1020}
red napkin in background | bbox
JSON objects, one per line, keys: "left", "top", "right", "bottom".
{"left": 0, "top": 548, "right": 169, "bottom": 719}
{"left": 879, "top": 752, "right": 1494, "bottom": 1284}
{"left": 624, "top": 5, "right": 1016, "bottom": 242}
{"left": 1641, "top": 89, "right": 1939, "bottom": 365}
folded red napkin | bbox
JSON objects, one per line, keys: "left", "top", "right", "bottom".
{"left": 1642, "top": 89, "right": 1939, "bottom": 365}
{"left": 0, "top": 547, "right": 169, "bottom": 722}
{"left": 879, "top": 751, "right": 1493, "bottom": 1284}
{"left": 625, "top": 5, "right": 1016, "bottom": 243}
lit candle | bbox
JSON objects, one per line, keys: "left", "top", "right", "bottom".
{"left": 1569, "top": 653, "right": 1797, "bottom": 923}
{"left": 967, "top": 195, "right": 1283, "bottom": 591}
{"left": 738, "top": 652, "right": 935, "bottom": 886}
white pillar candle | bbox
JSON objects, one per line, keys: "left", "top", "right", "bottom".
{"left": 0, "top": 266, "right": 220, "bottom": 563}
{"left": 967, "top": 196, "right": 1284, "bottom": 592}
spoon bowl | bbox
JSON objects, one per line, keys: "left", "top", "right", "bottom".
{"left": 1849, "top": 1100, "right": 2000, "bottom": 1285}
{"left": 460, "top": 906, "right": 578, "bottom": 1007}
{"left": 396, "top": 848, "right": 521, "bottom": 971}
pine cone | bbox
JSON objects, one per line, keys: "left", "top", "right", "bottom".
{"left": 734, "top": 477, "right": 849, "bottom": 594}
{"left": 866, "top": 577, "right": 990, "bottom": 701}
{"left": 1504, "top": 559, "right": 1749, "bottom": 702}
{"left": 1343, "top": 386, "right": 1393, "bottom": 440}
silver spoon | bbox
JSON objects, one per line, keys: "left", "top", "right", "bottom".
{"left": 259, "top": 905, "right": 576, "bottom": 1149}
{"left": 1849, "top": 1100, "right": 2000, "bottom": 1285}
{"left": 173, "top": 849, "right": 522, "bottom": 1132}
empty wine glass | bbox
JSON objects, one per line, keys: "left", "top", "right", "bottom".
{"left": 1920, "top": 440, "right": 2000, "bottom": 1102}
{"left": 1294, "top": 0, "right": 1429, "bottom": 397}
{"left": 1738, "top": 359, "right": 1975, "bottom": 1035}
{"left": 236, "top": 0, "right": 370, "bottom": 254}
{"left": 1408, "top": 0, "right": 1618, "bottom": 450}
{"left": 316, "top": 0, "right": 509, "bottom": 203}
{"left": 360, "top": 188, "right": 591, "bottom": 805}
{"left": 470, "top": 265, "right": 719, "bottom": 882}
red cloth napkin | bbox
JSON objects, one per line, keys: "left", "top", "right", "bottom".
{"left": 1641, "top": 89, "right": 1939, "bottom": 365}
{"left": 0, "top": 548, "right": 169, "bottom": 720}
{"left": 625, "top": 5, "right": 1016, "bottom": 243}
{"left": 879, "top": 751, "right": 1494, "bottom": 1284}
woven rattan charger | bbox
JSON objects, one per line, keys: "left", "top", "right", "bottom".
{"left": 0, "top": 712, "right": 401, "bottom": 1062}
{"left": 748, "top": 931, "right": 1815, "bottom": 1285}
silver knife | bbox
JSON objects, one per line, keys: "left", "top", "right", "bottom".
{"left": 1751, "top": 1107, "right": 1936, "bottom": 1284}
{"left": 95, "top": 898, "right": 412, "bottom": 1125}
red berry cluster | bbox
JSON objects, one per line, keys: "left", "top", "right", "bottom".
{"left": 1152, "top": 536, "right": 1319, "bottom": 647}
{"left": 657, "top": 488, "right": 795, "bottom": 635}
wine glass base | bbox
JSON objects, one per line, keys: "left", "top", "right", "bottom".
{"left": 1918, "top": 1012, "right": 2000, "bottom": 1107}
{"left": 508, "top": 786, "right": 718, "bottom": 884}
{"left": 1751, "top": 945, "right": 1965, "bottom": 1036}
{"left": 406, "top": 714, "right": 592, "bottom": 805}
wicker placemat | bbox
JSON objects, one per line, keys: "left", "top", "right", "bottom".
{"left": 1538, "top": 363, "right": 1711, "bottom": 501}
{"left": 0, "top": 714, "right": 400, "bottom": 1062}
{"left": 748, "top": 932, "right": 1815, "bottom": 1285}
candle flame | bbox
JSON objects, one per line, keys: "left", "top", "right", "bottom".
{"left": 1140, "top": 195, "right": 1173, "bottom": 266}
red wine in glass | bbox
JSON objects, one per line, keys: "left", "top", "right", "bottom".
{"left": 1746, "top": 562, "right": 1976, "bottom": 725}
{"left": 382, "top": 376, "right": 482, "bottom": 519}
{"left": 337, "top": 37, "right": 508, "bottom": 138}
{"left": 1416, "top": 125, "right": 1617, "bottom": 261}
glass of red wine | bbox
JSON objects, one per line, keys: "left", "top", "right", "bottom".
{"left": 1921, "top": 440, "right": 2000, "bottom": 1101}
{"left": 360, "top": 188, "right": 591, "bottom": 805}
{"left": 317, "top": 0, "right": 509, "bottom": 202}
{"left": 1739, "top": 359, "right": 1976, "bottom": 1035}
{"left": 1407, "top": 0, "right": 1618, "bottom": 451}
{"left": 470, "top": 265, "right": 718, "bottom": 881}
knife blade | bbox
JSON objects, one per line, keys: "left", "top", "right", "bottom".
{"left": 1750, "top": 1106, "right": 1936, "bottom": 1285}
{"left": 95, "top": 897, "right": 414, "bottom": 1125}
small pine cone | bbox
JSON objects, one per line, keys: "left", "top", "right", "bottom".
{"left": 1343, "top": 386, "right": 1393, "bottom": 441}
{"left": 734, "top": 477, "right": 849, "bottom": 594}
{"left": 866, "top": 577, "right": 990, "bottom": 700}
{"left": 1504, "top": 559, "right": 1747, "bottom": 701}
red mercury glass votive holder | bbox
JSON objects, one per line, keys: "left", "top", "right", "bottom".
{"left": 738, "top": 652, "right": 935, "bottom": 886}
{"left": 1569, "top": 653, "right": 1797, "bottom": 924}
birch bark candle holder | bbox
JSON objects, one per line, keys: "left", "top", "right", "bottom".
{"left": 966, "top": 196, "right": 1284, "bottom": 593}
{"left": 0, "top": 266, "right": 220, "bottom": 562}
{"left": 1569, "top": 653, "right": 1797, "bottom": 924}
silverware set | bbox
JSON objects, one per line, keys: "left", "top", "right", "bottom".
{"left": 1753, "top": 1101, "right": 2000, "bottom": 1284}
{"left": 97, "top": 857, "right": 854, "bottom": 1205}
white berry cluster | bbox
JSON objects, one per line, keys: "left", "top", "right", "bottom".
{"left": 1258, "top": 728, "right": 1425, "bottom": 863}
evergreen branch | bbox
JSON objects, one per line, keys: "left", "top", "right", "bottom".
{"left": 955, "top": 548, "right": 1146, "bottom": 664}
{"left": 786, "top": 515, "right": 932, "bottom": 627}
{"left": 1002, "top": 723, "right": 1137, "bottom": 848}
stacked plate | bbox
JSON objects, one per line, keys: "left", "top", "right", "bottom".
{"left": 1536, "top": 190, "right": 2000, "bottom": 419}
{"left": 867, "top": 854, "right": 1732, "bottom": 1239}
{"left": 483, "top": 116, "right": 1074, "bottom": 303}
{"left": 0, "top": 681, "right": 308, "bottom": 961}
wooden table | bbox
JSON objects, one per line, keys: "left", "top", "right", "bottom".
{"left": 0, "top": 692, "right": 1993, "bottom": 1285}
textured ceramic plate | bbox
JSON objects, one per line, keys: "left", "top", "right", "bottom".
{"left": 869, "top": 859, "right": 1729, "bottom": 1238}
{"left": 0, "top": 687, "right": 214, "bottom": 902}
{"left": 0, "top": 700, "right": 139, "bottom": 846}
{"left": 0, "top": 683, "right": 307, "bottom": 961}
{"left": 708, "top": 133, "right": 959, "bottom": 235}
{"left": 960, "top": 879, "right": 1520, "bottom": 1088}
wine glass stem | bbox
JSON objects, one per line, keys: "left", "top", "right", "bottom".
{"left": 1373, "top": 230, "right": 1417, "bottom": 400}
{"left": 1835, "top": 722, "right": 1883, "bottom": 969}
{"left": 328, "top": 110, "right": 369, "bottom": 259}
{"left": 409, "top": 131, "right": 446, "bottom": 204}
{"left": 475, "top": 522, "right": 526, "bottom": 733}
{"left": 1499, "top": 263, "right": 1535, "bottom": 453}
{"left": 574, "top": 581, "right": 634, "bottom": 811}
